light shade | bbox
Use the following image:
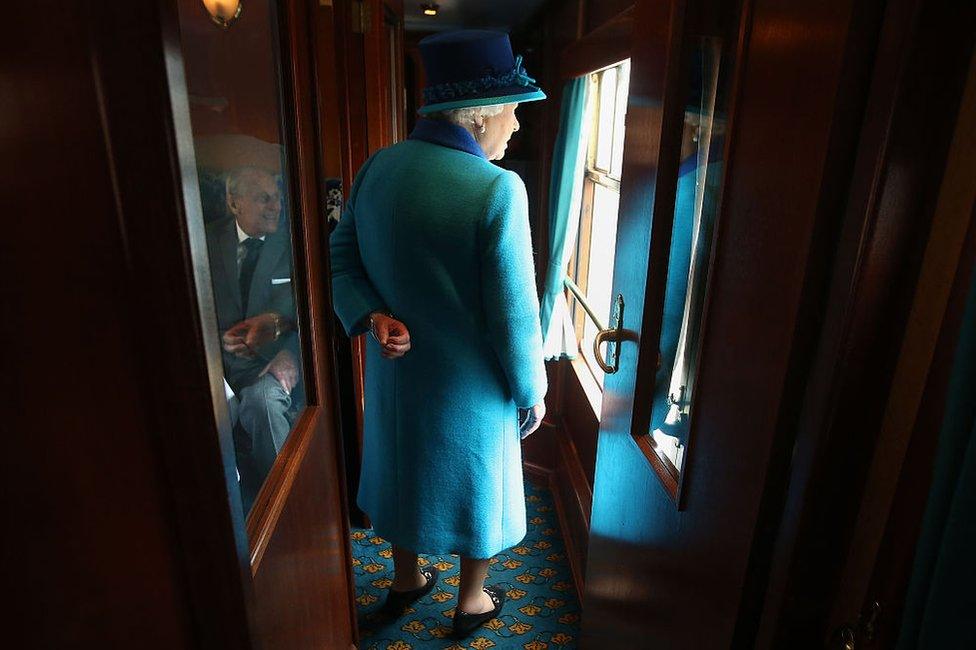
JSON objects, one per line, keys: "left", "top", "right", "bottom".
{"left": 202, "top": 0, "right": 243, "bottom": 28}
{"left": 422, "top": 4, "right": 438, "bottom": 16}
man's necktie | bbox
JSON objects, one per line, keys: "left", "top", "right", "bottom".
{"left": 239, "top": 237, "right": 264, "bottom": 315}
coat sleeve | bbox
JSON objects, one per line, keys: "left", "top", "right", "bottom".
{"left": 329, "top": 154, "right": 388, "bottom": 336}
{"left": 480, "top": 171, "right": 548, "bottom": 408}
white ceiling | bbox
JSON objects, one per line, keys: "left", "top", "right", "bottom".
{"left": 403, "top": 0, "right": 549, "bottom": 33}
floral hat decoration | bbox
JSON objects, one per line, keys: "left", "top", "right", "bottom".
{"left": 417, "top": 29, "right": 546, "bottom": 114}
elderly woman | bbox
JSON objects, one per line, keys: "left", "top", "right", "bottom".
{"left": 329, "top": 30, "right": 548, "bottom": 638}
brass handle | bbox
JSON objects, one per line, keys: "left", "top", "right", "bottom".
{"left": 593, "top": 328, "right": 621, "bottom": 373}
{"left": 593, "top": 294, "right": 625, "bottom": 374}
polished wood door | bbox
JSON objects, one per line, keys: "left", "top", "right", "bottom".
{"left": 580, "top": 0, "right": 881, "bottom": 646}
{"left": 7, "top": 0, "right": 356, "bottom": 647}
{"left": 165, "top": 0, "right": 357, "bottom": 647}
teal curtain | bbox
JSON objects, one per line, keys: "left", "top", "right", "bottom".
{"left": 897, "top": 261, "right": 976, "bottom": 649}
{"left": 540, "top": 77, "right": 588, "bottom": 360}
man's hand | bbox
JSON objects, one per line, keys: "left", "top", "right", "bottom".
{"left": 519, "top": 402, "right": 546, "bottom": 439}
{"left": 222, "top": 313, "right": 280, "bottom": 358}
{"left": 259, "top": 349, "right": 299, "bottom": 394}
{"left": 369, "top": 312, "right": 411, "bottom": 359}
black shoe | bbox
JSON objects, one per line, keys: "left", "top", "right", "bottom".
{"left": 379, "top": 566, "right": 439, "bottom": 616}
{"left": 452, "top": 584, "right": 506, "bottom": 639}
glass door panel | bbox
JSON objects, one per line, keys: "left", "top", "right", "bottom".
{"left": 646, "top": 36, "right": 728, "bottom": 486}
{"left": 175, "top": 0, "right": 309, "bottom": 514}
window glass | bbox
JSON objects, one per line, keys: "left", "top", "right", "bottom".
{"left": 595, "top": 66, "right": 618, "bottom": 171}
{"left": 176, "top": 0, "right": 309, "bottom": 514}
{"left": 580, "top": 184, "right": 620, "bottom": 387}
{"left": 648, "top": 37, "right": 727, "bottom": 477}
{"left": 610, "top": 60, "right": 630, "bottom": 179}
{"left": 569, "top": 61, "right": 631, "bottom": 392}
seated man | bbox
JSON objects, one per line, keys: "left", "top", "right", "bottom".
{"left": 205, "top": 166, "right": 301, "bottom": 504}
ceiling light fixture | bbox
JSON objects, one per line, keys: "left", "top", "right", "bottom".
{"left": 202, "top": 0, "right": 243, "bottom": 28}
{"left": 421, "top": 3, "right": 439, "bottom": 16}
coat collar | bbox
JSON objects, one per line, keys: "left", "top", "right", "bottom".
{"left": 408, "top": 117, "right": 487, "bottom": 160}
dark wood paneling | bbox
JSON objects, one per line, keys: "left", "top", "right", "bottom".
{"left": 2, "top": 1, "right": 258, "bottom": 647}
{"left": 865, "top": 206, "right": 976, "bottom": 648}
{"left": 755, "top": 0, "right": 976, "bottom": 643}
{"left": 334, "top": 0, "right": 371, "bottom": 191}
{"left": 585, "top": 0, "right": 635, "bottom": 34}
{"left": 560, "top": 5, "right": 634, "bottom": 79}
{"left": 314, "top": 3, "right": 345, "bottom": 179}
{"left": 524, "top": 438, "right": 592, "bottom": 595}
{"left": 554, "top": 432, "right": 593, "bottom": 591}
{"left": 559, "top": 363, "right": 600, "bottom": 486}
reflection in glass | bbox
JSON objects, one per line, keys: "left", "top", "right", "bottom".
{"left": 176, "top": 0, "right": 308, "bottom": 513}
{"left": 649, "top": 38, "right": 726, "bottom": 475}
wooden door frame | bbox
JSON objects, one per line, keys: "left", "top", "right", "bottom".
{"left": 364, "top": 0, "right": 406, "bottom": 151}
{"left": 332, "top": 0, "right": 406, "bottom": 534}
{"left": 156, "top": 0, "right": 358, "bottom": 645}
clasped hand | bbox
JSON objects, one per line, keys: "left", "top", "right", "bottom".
{"left": 222, "top": 313, "right": 279, "bottom": 358}
{"left": 519, "top": 402, "right": 546, "bottom": 439}
{"left": 259, "top": 349, "right": 298, "bottom": 394}
{"left": 369, "top": 312, "right": 412, "bottom": 359}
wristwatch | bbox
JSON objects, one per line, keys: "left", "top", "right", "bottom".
{"left": 271, "top": 312, "right": 283, "bottom": 341}
{"left": 368, "top": 310, "right": 394, "bottom": 340}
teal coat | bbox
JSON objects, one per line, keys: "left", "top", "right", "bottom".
{"left": 329, "top": 118, "right": 547, "bottom": 558}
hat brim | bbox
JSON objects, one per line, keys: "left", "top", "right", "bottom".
{"left": 418, "top": 87, "right": 546, "bottom": 115}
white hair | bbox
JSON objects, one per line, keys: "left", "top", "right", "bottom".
{"left": 430, "top": 104, "right": 507, "bottom": 133}
{"left": 225, "top": 166, "right": 277, "bottom": 199}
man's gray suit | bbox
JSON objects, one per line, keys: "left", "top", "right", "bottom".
{"left": 206, "top": 215, "right": 301, "bottom": 501}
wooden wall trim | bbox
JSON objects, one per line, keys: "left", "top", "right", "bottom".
{"left": 523, "top": 460, "right": 553, "bottom": 486}
{"left": 7, "top": 1, "right": 255, "bottom": 645}
{"left": 559, "top": 5, "right": 635, "bottom": 79}
{"left": 554, "top": 429, "right": 592, "bottom": 593}
{"left": 247, "top": 408, "right": 317, "bottom": 571}
{"left": 250, "top": 412, "right": 356, "bottom": 648}
{"left": 523, "top": 415, "right": 593, "bottom": 597}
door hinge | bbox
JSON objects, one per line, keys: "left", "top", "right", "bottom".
{"left": 829, "top": 601, "right": 883, "bottom": 649}
{"left": 351, "top": 0, "right": 371, "bottom": 34}
{"left": 829, "top": 625, "right": 857, "bottom": 650}
{"left": 860, "top": 601, "right": 882, "bottom": 644}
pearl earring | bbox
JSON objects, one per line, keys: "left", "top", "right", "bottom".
{"left": 478, "top": 123, "right": 487, "bottom": 134}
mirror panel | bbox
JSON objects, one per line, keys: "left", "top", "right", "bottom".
{"left": 175, "top": 0, "right": 309, "bottom": 514}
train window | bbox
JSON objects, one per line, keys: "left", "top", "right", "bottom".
{"left": 568, "top": 60, "right": 631, "bottom": 390}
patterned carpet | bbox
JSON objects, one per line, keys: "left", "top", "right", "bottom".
{"left": 352, "top": 481, "right": 581, "bottom": 649}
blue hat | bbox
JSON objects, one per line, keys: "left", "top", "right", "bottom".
{"left": 417, "top": 30, "right": 546, "bottom": 114}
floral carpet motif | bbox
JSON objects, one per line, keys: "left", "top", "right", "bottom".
{"left": 352, "top": 481, "right": 580, "bottom": 649}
